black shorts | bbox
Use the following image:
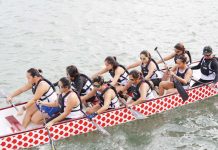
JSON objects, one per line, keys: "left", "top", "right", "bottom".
{"left": 151, "top": 78, "right": 161, "bottom": 87}
{"left": 86, "top": 96, "right": 96, "bottom": 102}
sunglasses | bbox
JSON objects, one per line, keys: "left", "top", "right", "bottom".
{"left": 93, "top": 84, "right": 101, "bottom": 88}
{"left": 58, "top": 85, "right": 64, "bottom": 89}
{"left": 175, "top": 49, "right": 182, "bottom": 53}
{"left": 204, "top": 54, "right": 211, "bottom": 57}
{"left": 129, "top": 78, "right": 134, "bottom": 81}
{"left": 140, "top": 57, "right": 146, "bottom": 60}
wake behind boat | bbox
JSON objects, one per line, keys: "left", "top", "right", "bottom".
{"left": 0, "top": 63, "right": 217, "bottom": 150}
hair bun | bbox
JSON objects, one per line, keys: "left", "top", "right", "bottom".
{"left": 38, "top": 69, "right": 43, "bottom": 74}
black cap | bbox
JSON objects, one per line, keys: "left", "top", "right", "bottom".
{"left": 203, "top": 46, "right": 213, "bottom": 55}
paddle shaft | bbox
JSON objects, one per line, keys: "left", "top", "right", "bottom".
{"left": 9, "top": 101, "right": 19, "bottom": 112}
{"left": 191, "top": 77, "right": 217, "bottom": 90}
{"left": 119, "top": 97, "right": 147, "bottom": 119}
{"left": 0, "top": 90, "right": 19, "bottom": 112}
{"left": 81, "top": 110, "right": 110, "bottom": 136}
{"left": 39, "top": 105, "right": 57, "bottom": 150}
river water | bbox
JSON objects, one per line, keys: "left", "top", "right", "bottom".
{"left": 0, "top": 0, "right": 218, "bottom": 149}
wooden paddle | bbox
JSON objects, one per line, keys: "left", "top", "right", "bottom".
{"left": 154, "top": 47, "right": 189, "bottom": 101}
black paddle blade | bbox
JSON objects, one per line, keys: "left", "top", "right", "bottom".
{"left": 173, "top": 78, "right": 189, "bottom": 101}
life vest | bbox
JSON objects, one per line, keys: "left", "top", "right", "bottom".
{"left": 58, "top": 90, "right": 83, "bottom": 119}
{"left": 32, "top": 78, "right": 56, "bottom": 102}
{"left": 71, "top": 74, "right": 93, "bottom": 96}
{"left": 96, "top": 86, "right": 119, "bottom": 109}
{"left": 109, "top": 65, "right": 129, "bottom": 85}
{"left": 174, "top": 51, "right": 192, "bottom": 65}
{"left": 141, "top": 58, "right": 162, "bottom": 79}
{"left": 176, "top": 67, "right": 191, "bottom": 87}
{"left": 200, "top": 57, "right": 217, "bottom": 81}
{"left": 80, "top": 74, "right": 93, "bottom": 96}
{"left": 132, "top": 80, "right": 153, "bottom": 101}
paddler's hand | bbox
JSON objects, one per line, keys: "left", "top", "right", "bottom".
{"left": 6, "top": 96, "right": 12, "bottom": 102}
{"left": 45, "top": 121, "right": 54, "bottom": 128}
{"left": 87, "top": 112, "right": 98, "bottom": 120}
{"left": 36, "top": 100, "right": 43, "bottom": 105}
{"left": 169, "top": 71, "right": 176, "bottom": 77}
{"left": 127, "top": 103, "right": 133, "bottom": 107}
{"left": 210, "top": 83, "right": 216, "bottom": 89}
{"left": 164, "top": 64, "right": 168, "bottom": 70}
{"left": 17, "top": 106, "right": 26, "bottom": 116}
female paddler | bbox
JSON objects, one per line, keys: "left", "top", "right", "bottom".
{"left": 6, "top": 68, "right": 60, "bottom": 128}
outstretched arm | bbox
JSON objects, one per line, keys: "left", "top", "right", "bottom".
{"left": 91, "top": 67, "right": 108, "bottom": 79}
{"left": 157, "top": 52, "right": 175, "bottom": 64}
{"left": 7, "top": 83, "right": 32, "bottom": 101}
{"left": 127, "top": 61, "right": 141, "bottom": 70}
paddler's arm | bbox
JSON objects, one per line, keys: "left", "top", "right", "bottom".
{"left": 191, "top": 58, "right": 203, "bottom": 70}
{"left": 145, "top": 61, "right": 156, "bottom": 80}
{"left": 211, "top": 60, "right": 218, "bottom": 84}
{"left": 110, "top": 67, "right": 123, "bottom": 86}
{"left": 120, "top": 81, "right": 132, "bottom": 93}
{"left": 130, "top": 83, "right": 149, "bottom": 106}
{"left": 96, "top": 89, "right": 113, "bottom": 114}
{"left": 7, "top": 83, "right": 32, "bottom": 101}
{"left": 91, "top": 67, "right": 108, "bottom": 79}
{"left": 81, "top": 88, "right": 96, "bottom": 104}
{"left": 46, "top": 93, "right": 76, "bottom": 128}
{"left": 37, "top": 100, "right": 59, "bottom": 107}
{"left": 127, "top": 61, "right": 141, "bottom": 70}
{"left": 157, "top": 52, "right": 175, "bottom": 64}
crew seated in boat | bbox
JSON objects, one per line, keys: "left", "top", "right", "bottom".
{"left": 121, "top": 70, "right": 154, "bottom": 107}
{"left": 92, "top": 56, "right": 129, "bottom": 92}
{"left": 157, "top": 43, "right": 192, "bottom": 65}
{"left": 127, "top": 50, "right": 163, "bottom": 87}
{"left": 81, "top": 76, "right": 120, "bottom": 119}
{"left": 6, "top": 68, "right": 60, "bottom": 128}
{"left": 191, "top": 46, "right": 218, "bottom": 88}
{"left": 159, "top": 55, "right": 193, "bottom": 96}
{"left": 37, "top": 77, "right": 83, "bottom": 128}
